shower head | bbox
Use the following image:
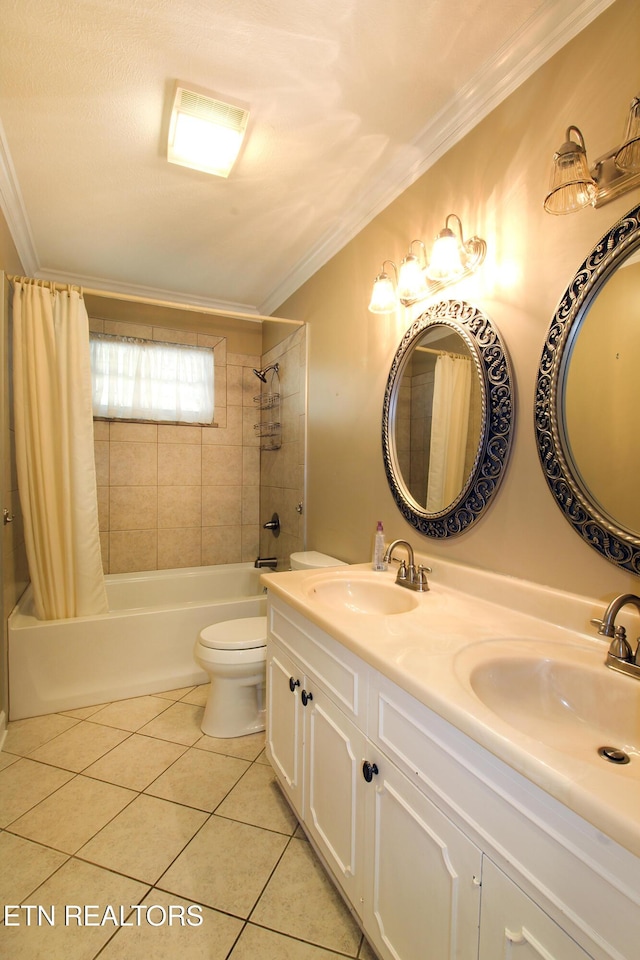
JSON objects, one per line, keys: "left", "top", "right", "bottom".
{"left": 252, "top": 362, "right": 279, "bottom": 382}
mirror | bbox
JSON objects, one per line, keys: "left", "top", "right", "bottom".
{"left": 535, "top": 201, "right": 640, "bottom": 572}
{"left": 383, "top": 299, "right": 514, "bottom": 538}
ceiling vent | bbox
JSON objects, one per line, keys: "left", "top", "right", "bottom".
{"left": 167, "top": 83, "right": 250, "bottom": 178}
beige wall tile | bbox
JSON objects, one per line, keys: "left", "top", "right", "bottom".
{"left": 96, "top": 486, "right": 109, "bottom": 531}
{"left": 202, "top": 526, "right": 242, "bottom": 565}
{"left": 158, "top": 486, "right": 202, "bottom": 528}
{"left": 202, "top": 485, "right": 242, "bottom": 526}
{"left": 202, "top": 405, "right": 242, "bottom": 445}
{"left": 157, "top": 424, "right": 202, "bottom": 444}
{"left": 242, "top": 485, "right": 259, "bottom": 526}
{"left": 110, "top": 422, "right": 157, "bottom": 443}
{"left": 94, "top": 440, "right": 110, "bottom": 486}
{"left": 158, "top": 442, "right": 201, "bottom": 485}
{"left": 104, "top": 320, "right": 151, "bottom": 339}
{"left": 152, "top": 326, "right": 198, "bottom": 345}
{"left": 110, "top": 486, "right": 158, "bottom": 530}
{"left": 202, "top": 445, "right": 243, "bottom": 485}
{"left": 158, "top": 528, "right": 202, "bottom": 569}
{"left": 109, "top": 530, "right": 157, "bottom": 573}
{"left": 241, "top": 525, "right": 259, "bottom": 562}
{"left": 243, "top": 447, "right": 260, "bottom": 485}
{"left": 110, "top": 442, "right": 157, "bottom": 485}
{"left": 92, "top": 420, "right": 109, "bottom": 441}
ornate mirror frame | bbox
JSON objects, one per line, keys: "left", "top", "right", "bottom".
{"left": 535, "top": 201, "right": 640, "bottom": 573}
{"left": 382, "top": 299, "right": 514, "bottom": 538}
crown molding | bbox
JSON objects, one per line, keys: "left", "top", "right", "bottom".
{"left": 0, "top": 117, "right": 39, "bottom": 276}
{"left": 259, "top": 0, "right": 616, "bottom": 315}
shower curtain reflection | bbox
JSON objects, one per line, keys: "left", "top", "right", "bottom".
{"left": 426, "top": 353, "right": 472, "bottom": 513}
{"left": 12, "top": 280, "right": 107, "bottom": 619}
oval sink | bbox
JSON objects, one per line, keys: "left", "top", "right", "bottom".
{"left": 456, "top": 639, "right": 640, "bottom": 758}
{"left": 303, "top": 574, "right": 419, "bottom": 615}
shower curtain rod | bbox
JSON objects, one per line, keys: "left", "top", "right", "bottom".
{"left": 415, "top": 345, "right": 469, "bottom": 361}
{"left": 7, "top": 276, "right": 298, "bottom": 326}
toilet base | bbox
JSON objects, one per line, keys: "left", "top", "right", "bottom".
{"left": 201, "top": 670, "right": 266, "bottom": 739}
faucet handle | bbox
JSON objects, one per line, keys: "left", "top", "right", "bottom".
{"left": 609, "top": 625, "right": 633, "bottom": 661}
{"left": 590, "top": 617, "right": 611, "bottom": 637}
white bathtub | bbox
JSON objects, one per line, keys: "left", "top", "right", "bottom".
{"left": 8, "top": 562, "right": 266, "bottom": 720}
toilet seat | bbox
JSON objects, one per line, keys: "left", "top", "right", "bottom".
{"left": 199, "top": 616, "right": 266, "bottom": 651}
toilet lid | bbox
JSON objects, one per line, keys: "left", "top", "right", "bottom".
{"left": 199, "top": 616, "right": 267, "bottom": 650}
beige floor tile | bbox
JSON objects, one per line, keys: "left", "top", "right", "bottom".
{"left": 251, "top": 837, "right": 362, "bottom": 956}
{"left": 90, "top": 696, "right": 172, "bottom": 732}
{"left": 230, "top": 923, "right": 358, "bottom": 960}
{"left": 3, "top": 714, "right": 79, "bottom": 757}
{"left": 255, "top": 748, "right": 271, "bottom": 765}
{"left": 0, "top": 833, "right": 68, "bottom": 904}
{"left": 0, "top": 758, "right": 74, "bottom": 827}
{"left": 9, "top": 774, "right": 136, "bottom": 853}
{"left": 29, "top": 721, "right": 131, "bottom": 772}
{"left": 138, "top": 701, "right": 204, "bottom": 746}
{"left": 154, "top": 685, "right": 196, "bottom": 701}
{"left": 359, "top": 936, "right": 378, "bottom": 959}
{"left": 59, "top": 703, "right": 110, "bottom": 720}
{"left": 0, "top": 751, "right": 19, "bottom": 771}
{"left": 95, "top": 890, "right": 243, "bottom": 960}
{"left": 145, "top": 747, "right": 249, "bottom": 811}
{"left": 0, "top": 857, "right": 148, "bottom": 960}
{"left": 194, "top": 730, "right": 265, "bottom": 761}
{"left": 159, "top": 814, "right": 288, "bottom": 917}
{"left": 179, "top": 683, "right": 209, "bottom": 706}
{"left": 215, "top": 763, "right": 298, "bottom": 835}
{"left": 84, "top": 734, "right": 187, "bottom": 791}
{"left": 78, "top": 794, "right": 207, "bottom": 883}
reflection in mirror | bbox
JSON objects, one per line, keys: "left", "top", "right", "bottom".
{"left": 383, "top": 300, "right": 514, "bottom": 539}
{"left": 395, "top": 326, "right": 482, "bottom": 512}
{"left": 535, "top": 201, "right": 640, "bottom": 572}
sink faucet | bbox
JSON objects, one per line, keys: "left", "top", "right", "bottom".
{"left": 593, "top": 593, "right": 640, "bottom": 680}
{"left": 383, "top": 539, "right": 430, "bottom": 592}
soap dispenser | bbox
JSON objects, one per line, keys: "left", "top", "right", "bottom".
{"left": 372, "top": 521, "right": 387, "bottom": 571}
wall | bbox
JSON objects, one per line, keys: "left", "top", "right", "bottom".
{"left": 277, "top": 0, "right": 640, "bottom": 604}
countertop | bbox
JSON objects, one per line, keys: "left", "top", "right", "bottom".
{"left": 261, "top": 562, "right": 640, "bottom": 860}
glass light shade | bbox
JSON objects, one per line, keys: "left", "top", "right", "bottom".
{"left": 615, "top": 96, "right": 640, "bottom": 172}
{"left": 544, "top": 128, "right": 597, "bottom": 215}
{"left": 169, "top": 113, "right": 244, "bottom": 177}
{"left": 368, "top": 273, "right": 397, "bottom": 313}
{"left": 426, "top": 229, "right": 465, "bottom": 281}
{"left": 397, "top": 255, "right": 426, "bottom": 301}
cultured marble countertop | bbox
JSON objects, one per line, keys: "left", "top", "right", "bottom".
{"left": 261, "top": 561, "right": 640, "bottom": 859}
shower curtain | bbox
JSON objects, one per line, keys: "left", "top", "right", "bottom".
{"left": 12, "top": 280, "right": 108, "bottom": 619}
{"left": 426, "top": 354, "right": 472, "bottom": 513}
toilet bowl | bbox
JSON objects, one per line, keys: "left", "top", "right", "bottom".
{"left": 194, "top": 616, "right": 267, "bottom": 739}
{"left": 194, "top": 551, "right": 346, "bottom": 738}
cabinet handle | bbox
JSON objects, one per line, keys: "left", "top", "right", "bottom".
{"left": 288, "top": 677, "right": 300, "bottom": 693}
{"left": 301, "top": 689, "right": 313, "bottom": 706}
{"left": 362, "top": 760, "right": 379, "bottom": 782}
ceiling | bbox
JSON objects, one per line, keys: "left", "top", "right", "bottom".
{"left": 0, "top": 0, "right": 612, "bottom": 318}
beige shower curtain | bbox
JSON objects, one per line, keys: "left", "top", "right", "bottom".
{"left": 426, "top": 354, "right": 472, "bottom": 513}
{"left": 12, "top": 280, "right": 108, "bottom": 619}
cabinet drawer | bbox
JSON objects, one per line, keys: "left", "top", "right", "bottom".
{"left": 269, "top": 598, "right": 367, "bottom": 722}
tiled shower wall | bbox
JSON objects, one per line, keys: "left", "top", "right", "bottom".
{"left": 90, "top": 317, "right": 306, "bottom": 574}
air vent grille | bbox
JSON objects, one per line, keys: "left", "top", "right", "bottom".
{"left": 177, "top": 89, "right": 249, "bottom": 133}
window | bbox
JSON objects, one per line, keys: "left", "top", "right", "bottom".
{"left": 90, "top": 334, "right": 214, "bottom": 424}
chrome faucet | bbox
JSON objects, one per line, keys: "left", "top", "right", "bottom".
{"left": 383, "top": 539, "right": 431, "bottom": 592}
{"left": 593, "top": 593, "right": 640, "bottom": 680}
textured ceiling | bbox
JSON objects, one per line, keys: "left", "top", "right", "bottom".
{"left": 0, "top": 0, "right": 612, "bottom": 316}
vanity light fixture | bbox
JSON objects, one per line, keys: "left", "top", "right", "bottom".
{"left": 544, "top": 94, "right": 640, "bottom": 214}
{"left": 368, "top": 214, "right": 487, "bottom": 313}
{"left": 167, "top": 83, "right": 250, "bottom": 178}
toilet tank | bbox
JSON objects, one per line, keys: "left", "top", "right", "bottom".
{"left": 290, "top": 551, "right": 347, "bottom": 570}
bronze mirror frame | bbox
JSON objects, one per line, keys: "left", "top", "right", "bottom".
{"left": 535, "top": 201, "right": 640, "bottom": 572}
{"left": 382, "top": 299, "right": 514, "bottom": 538}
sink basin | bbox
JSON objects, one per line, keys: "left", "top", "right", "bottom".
{"left": 303, "top": 574, "right": 419, "bottom": 615}
{"left": 456, "top": 639, "right": 640, "bottom": 759}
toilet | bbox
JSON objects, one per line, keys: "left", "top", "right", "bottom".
{"left": 194, "top": 551, "right": 346, "bottom": 738}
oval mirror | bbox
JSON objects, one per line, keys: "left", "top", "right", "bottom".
{"left": 382, "top": 299, "right": 514, "bottom": 537}
{"left": 535, "top": 201, "right": 640, "bottom": 572}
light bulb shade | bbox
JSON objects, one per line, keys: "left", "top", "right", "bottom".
{"left": 615, "top": 96, "right": 640, "bottom": 172}
{"left": 543, "top": 126, "right": 597, "bottom": 215}
{"left": 368, "top": 273, "right": 397, "bottom": 313}
{"left": 426, "top": 228, "right": 465, "bottom": 281}
{"left": 397, "top": 255, "right": 426, "bottom": 300}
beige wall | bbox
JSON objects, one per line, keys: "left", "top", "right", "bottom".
{"left": 277, "top": 0, "right": 640, "bottom": 604}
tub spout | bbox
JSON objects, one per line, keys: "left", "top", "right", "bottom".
{"left": 255, "top": 557, "right": 278, "bottom": 569}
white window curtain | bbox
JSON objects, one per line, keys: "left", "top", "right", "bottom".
{"left": 426, "top": 354, "right": 472, "bottom": 513}
{"left": 12, "top": 281, "right": 108, "bottom": 620}
{"left": 90, "top": 335, "right": 214, "bottom": 424}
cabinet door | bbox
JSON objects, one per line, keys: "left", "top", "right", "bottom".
{"left": 479, "top": 858, "right": 592, "bottom": 960}
{"left": 266, "top": 640, "right": 303, "bottom": 814}
{"left": 304, "top": 683, "right": 367, "bottom": 912}
{"left": 363, "top": 758, "right": 482, "bottom": 960}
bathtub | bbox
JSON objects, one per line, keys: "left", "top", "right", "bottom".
{"left": 8, "top": 562, "right": 266, "bottom": 720}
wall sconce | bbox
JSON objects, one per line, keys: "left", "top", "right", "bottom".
{"left": 544, "top": 95, "right": 640, "bottom": 214}
{"left": 368, "top": 214, "right": 487, "bottom": 313}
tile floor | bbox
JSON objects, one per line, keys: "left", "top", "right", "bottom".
{"left": 0, "top": 684, "right": 376, "bottom": 960}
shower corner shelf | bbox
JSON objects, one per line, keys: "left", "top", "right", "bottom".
{"left": 253, "top": 370, "right": 282, "bottom": 450}
{"left": 253, "top": 392, "right": 280, "bottom": 410}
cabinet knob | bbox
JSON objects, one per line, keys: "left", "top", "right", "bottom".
{"left": 288, "top": 677, "right": 300, "bottom": 693}
{"left": 362, "top": 760, "right": 379, "bottom": 783}
{"left": 301, "top": 689, "right": 313, "bottom": 706}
